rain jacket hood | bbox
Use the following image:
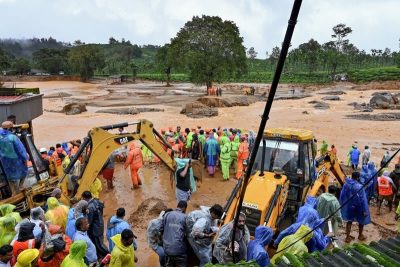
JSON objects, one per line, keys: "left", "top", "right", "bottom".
{"left": 110, "top": 234, "right": 135, "bottom": 267}
{"left": 47, "top": 197, "right": 60, "bottom": 210}
{"left": 254, "top": 225, "right": 273, "bottom": 246}
{"left": 296, "top": 196, "right": 319, "bottom": 224}
{"left": 305, "top": 195, "right": 318, "bottom": 208}
{"left": 0, "top": 203, "right": 16, "bottom": 216}
{"left": 15, "top": 248, "right": 39, "bottom": 267}
{"left": 60, "top": 240, "right": 87, "bottom": 267}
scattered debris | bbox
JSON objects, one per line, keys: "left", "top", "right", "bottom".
{"left": 96, "top": 107, "right": 164, "bottom": 115}
{"left": 302, "top": 110, "right": 309, "bottom": 114}
{"left": 318, "top": 90, "right": 346, "bottom": 95}
{"left": 128, "top": 197, "right": 167, "bottom": 230}
{"left": 43, "top": 92, "right": 72, "bottom": 98}
{"left": 196, "top": 96, "right": 258, "bottom": 107}
{"left": 308, "top": 100, "right": 330, "bottom": 110}
{"left": 181, "top": 102, "right": 218, "bottom": 118}
{"left": 346, "top": 112, "right": 400, "bottom": 121}
{"left": 348, "top": 102, "right": 373, "bottom": 112}
{"left": 322, "top": 95, "right": 341, "bottom": 101}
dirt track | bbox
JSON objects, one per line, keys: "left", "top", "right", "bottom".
{"left": 11, "top": 79, "right": 400, "bottom": 266}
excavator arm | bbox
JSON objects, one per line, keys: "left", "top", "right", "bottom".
{"left": 62, "top": 120, "right": 176, "bottom": 202}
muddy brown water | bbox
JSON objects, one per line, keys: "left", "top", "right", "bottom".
{"left": 100, "top": 163, "right": 236, "bottom": 266}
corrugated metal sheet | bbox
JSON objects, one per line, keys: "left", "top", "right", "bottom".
{"left": 275, "top": 236, "right": 400, "bottom": 267}
{"left": 0, "top": 94, "right": 43, "bottom": 124}
{"left": 0, "top": 95, "right": 26, "bottom": 104}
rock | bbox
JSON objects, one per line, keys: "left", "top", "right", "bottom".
{"left": 63, "top": 103, "right": 87, "bottom": 115}
{"left": 181, "top": 102, "right": 218, "bottom": 118}
{"left": 196, "top": 96, "right": 257, "bottom": 108}
{"left": 96, "top": 107, "right": 164, "bottom": 115}
{"left": 322, "top": 96, "right": 340, "bottom": 101}
{"left": 318, "top": 90, "right": 346, "bottom": 95}
{"left": 302, "top": 110, "right": 309, "bottom": 114}
{"left": 310, "top": 101, "right": 329, "bottom": 110}
{"left": 369, "top": 92, "right": 398, "bottom": 109}
{"left": 346, "top": 112, "right": 400, "bottom": 121}
{"left": 43, "top": 92, "right": 72, "bottom": 98}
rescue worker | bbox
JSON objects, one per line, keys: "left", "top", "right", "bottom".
{"left": 340, "top": 172, "right": 370, "bottom": 243}
{"left": 362, "top": 145, "right": 371, "bottom": 165}
{"left": 66, "top": 200, "right": 88, "bottom": 240}
{"left": 81, "top": 191, "right": 109, "bottom": 258}
{"left": 44, "top": 197, "right": 69, "bottom": 229}
{"left": 89, "top": 177, "right": 102, "bottom": 199}
{"left": 367, "top": 161, "right": 378, "bottom": 201}
{"left": 390, "top": 164, "right": 400, "bottom": 207}
{"left": 330, "top": 145, "right": 337, "bottom": 156}
{"left": 0, "top": 121, "right": 28, "bottom": 196}
{"left": 213, "top": 213, "right": 250, "bottom": 264}
{"left": 186, "top": 204, "right": 224, "bottom": 266}
{"left": 0, "top": 204, "right": 22, "bottom": 224}
{"left": 39, "top": 148, "right": 50, "bottom": 170}
{"left": 396, "top": 201, "right": 400, "bottom": 233}
{"left": 296, "top": 196, "right": 319, "bottom": 224}
{"left": 184, "top": 128, "right": 193, "bottom": 158}
{"left": 38, "top": 225, "right": 72, "bottom": 267}
{"left": 124, "top": 143, "right": 143, "bottom": 190}
{"left": 381, "top": 151, "right": 391, "bottom": 168}
{"left": 30, "top": 207, "right": 45, "bottom": 238}
{"left": 203, "top": 134, "right": 220, "bottom": 176}
{"left": 190, "top": 134, "right": 202, "bottom": 160}
{"left": 271, "top": 225, "right": 313, "bottom": 264}
{"left": 350, "top": 145, "right": 361, "bottom": 170}
{"left": 109, "top": 229, "right": 137, "bottom": 267}
{"left": 72, "top": 217, "right": 97, "bottom": 265}
{"left": 236, "top": 136, "right": 249, "bottom": 179}
{"left": 319, "top": 140, "right": 328, "bottom": 156}
{"left": 0, "top": 217, "right": 16, "bottom": 247}
{"left": 220, "top": 138, "right": 232, "bottom": 181}
{"left": 247, "top": 226, "right": 273, "bottom": 267}
{"left": 147, "top": 210, "right": 172, "bottom": 267}
{"left": 14, "top": 248, "right": 39, "bottom": 267}
{"left": 175, "top": 161, "right": 192, "bottom": 203}
{"left": 230, "top": 136, "right": 240, "bottom": 173}
{"left": 107, "top": 208, "right": 136, "bottom": 252}
{"left": 198, "top": 130, "right": 206, "bottom": 161}
{"left": 60, "top": 240, "right": 87, "bottom": 267}
{"left": 0, "top": 245, "right": 13, "bottom": 267}
{"left": 102, "top": 153, "right": 116, "bottom": 190}
{"left": 377, "top": 171, "right": 397, "bottom": 215}
{"left": 11, "top": 221, "right": 44, "bottom": 259}
{"left": 161, "top": 201, "right": 188, "bottom": 267}
{"left": 317, "top": 185, "right": 342, "bottom": 235}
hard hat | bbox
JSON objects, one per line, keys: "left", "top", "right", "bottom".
{"left": 17, "top": 249, "right": 39, "bottom": 265}
{"left": 40, "top": 147, "right": 47, "bottom": 153}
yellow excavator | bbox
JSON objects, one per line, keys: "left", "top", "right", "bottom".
{"left": 0, "top": 120, "right": 179, "bottom": 213}
{"left": 222, "top": 128, "right": 347, "bottom": 235}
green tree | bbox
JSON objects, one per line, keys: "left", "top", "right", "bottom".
{"left": 13, "top": 58, "right": 31, "bottom": 74}
{"left": 156, "top": 44, "right": 175, "bottom": 86}
{"left": 331, "top": 23, "right": 352, "bottom": 52}
{"left": 32, "top": 48, "right": 69, "bottom": 74}
{"left": 130, "top": 62, "right": 138, "bottom": 83}
{"left": 298, "top": 39, "right": 321, "bottom": 74}
{"left": 68, "top": 44, "right": 104, "bottom": 81}
{"left": 269, "top": 46, "right": 281, "bottom": 70}
{"left": 169, "top": 15, "right": 247, "bottom": 88}
{"left": 0, "top": 48, "right": 11, "bottom": 71}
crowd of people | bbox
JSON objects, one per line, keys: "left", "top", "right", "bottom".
{"left": 1, "top": 119, "right": 400, "bottom": 266}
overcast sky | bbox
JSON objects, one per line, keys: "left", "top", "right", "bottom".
{"left": 1, "top": 0, "right": 399, "bottom": 58}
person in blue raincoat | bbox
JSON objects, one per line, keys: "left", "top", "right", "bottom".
{"left": 367, "top": 162, "right": 378, "bottom": 201}
{"left": 296, "top": 196, "right": 319, "bottom": 224}
{"left": 106, "top": 208, "right": 137, "bottom": 251}
{"left": 360, "top": 164, "right": 374, "bottom": 202}
{"left": 340, "top": 171, "right": 371, "bottom": 243}
{"left": 350, "top": 146, "right": 361, "bottom": 170}
{"left": 0, "top": 121, "right": 28, "bottom": 196}
{"left": 247, "top": 226, "right": 273, "bottom": 267}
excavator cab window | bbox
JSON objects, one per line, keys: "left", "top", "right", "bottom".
{"left": 254, "top": 139, "right": 299, "bottom": 177}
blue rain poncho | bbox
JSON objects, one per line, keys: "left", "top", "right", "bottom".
{"left": 174, "top": 158, "right": 196, "bottom": 192}
{"left": 367, "top": 162, "right": 378, "bottom": 199}
{"left": 296, "top": 196, "right": 319, "bottom": 224}
{"left": 0, "top": 129, "right": 28, "bottom": 181}
{"left": 360, "top": 164, "right": 374, "bottom": 201}
{"left": 339, "top": 177, "right": 371, "bottom": 225}
{"left": 247, "top": 226, "right": 273, "bottom": 267}
{"left": 350, "top": 148, "right": 360, "bottom": 165}
{"left": 106, "top": 215, "right": 136, "bottom": 251}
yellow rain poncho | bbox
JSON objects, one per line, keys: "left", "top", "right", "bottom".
{"left": 61, "top": 240, "right": 87, "bottom": 267}
{"left": 109, "top": 234, "right": 135, "bottom": 267}
{"left": 0, "top": 203, "right": 22, "bottom": 223}
{"left": 45, "top": 197, "right": 69, "bottom": 229}
{"left": 0, "top": 216, "right": 16, "bottom": 246}
{"left": 271, "top": 225, "right": 313, "bottom": 264}
{"left": 14, "top": 248, "right": 39, "bottom": 267}
{"left": 89, "top": 177, "right": 102, "bottom": 199}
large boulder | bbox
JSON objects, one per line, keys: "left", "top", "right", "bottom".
{"left": 63, "top": 103, "right": 87, "bottom": 115}
{"left": 370, "top": 93, "right": 394, "bottom": 109}
{"left": 181, "top": 102, "right": 218, "bottom": 118}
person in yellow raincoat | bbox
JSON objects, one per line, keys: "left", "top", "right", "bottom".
{"left": 89, "top": 177, "right": 102, "bottom": 199}
{"left": 110, "top": 229, "right": 137, "bottom": 267}
{"left": 396, "top": 202, "right": 400, "bottom": 233}
{"left": 45, "top": 197, "right": 69, "bottom": 229}
{"left": 271, "top": 225, "right": 313, "bottom": 264}
{"left": 0, "top": 203, "right": 22, "bottom": 223}
{"left": 14, "top": 248, "right": 39, "bottom": 267}
{"left": 0, "top": 216, "right": 16, "bottom": 247}
{"left": 61, "top": 240, "right": 87, "bottom": 267}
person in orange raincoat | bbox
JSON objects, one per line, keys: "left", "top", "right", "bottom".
{"left": 124, "top": 143, "right": 143, "bottom": 190}
{"left": 236, "top": 136, "right": 249, "bottom": 179}
{"left": 38, "top": 224, "right": 72, "bottom": 267}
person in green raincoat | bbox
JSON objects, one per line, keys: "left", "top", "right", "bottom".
{"left": 271, "top": 225, "right": 313, "bottom": 264}
{"left": 230, "top": 136, "right": 240, "bottom": 173}
{"left": 0, "top": 203, "right": 22, "bottom": 224}
{"left": 319, "top": 140, "right": 328, "bottom": 156}
{"left": 347, "top": 145, "right": 355, "bottom": 166}
{"left": 109, "top": 229, "right": 137, "bottom": 267}
{"left": 61, "top": 240, "right": 87, "bottom": 267}
{"left": 220, "top": 138, "right": 232, "bottom": 181}
{"left": 0, "top": 216, "right": 16, "bottom": 247}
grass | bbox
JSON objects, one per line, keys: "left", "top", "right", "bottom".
{"left": 348, "top": 66, "right": 400, "bottom": 83}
